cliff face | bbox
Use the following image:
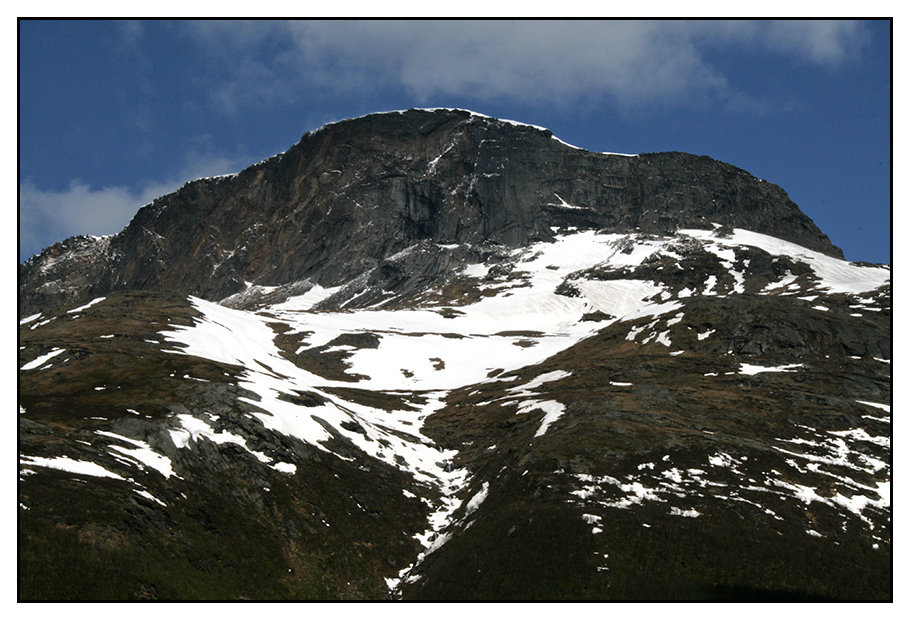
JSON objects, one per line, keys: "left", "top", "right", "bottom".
{"left": 19, "top": 108, "right": 840, "bottom": 317}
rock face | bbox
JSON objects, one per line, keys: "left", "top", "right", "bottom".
{"left": 18, "top": 109, "right": 889, "bottom": 601}
{"left": 19, "top": 108, "right": 840, "bottom": 317}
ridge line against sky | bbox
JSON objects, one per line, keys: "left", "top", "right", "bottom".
{"left": 18, "top": 18, "right": 892, "bottom": 264}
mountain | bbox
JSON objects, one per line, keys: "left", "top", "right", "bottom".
{"left": 18, "top": 109, "right": 890, "bottom": 600}
{"left": 19, "top": 108, "right": 842, "bottom": 318}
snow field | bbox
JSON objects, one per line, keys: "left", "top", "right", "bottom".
{"left": 159, "top": 229, "right": 888, "bottom": 550}
{"left": 21, "top": 226, "right": 889, "bottom": 586}
{"left": 156, "top": 232, "right": 697, "bottom": 585}
{"left": 681, "top": 227, "right": 890, "bottom": 295}
{"left": 738, "top": 363, "right": 804, "bottom": 375}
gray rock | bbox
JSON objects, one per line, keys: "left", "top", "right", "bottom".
{"left": 19, "top": 108, "right": 842, "bottom": 317}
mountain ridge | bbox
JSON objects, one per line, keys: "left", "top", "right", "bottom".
{"left": 19, "top": 108, "right": 843, "bottom": 318}
{"left": 18, "top": 109, "right": 890, "bottom": 600}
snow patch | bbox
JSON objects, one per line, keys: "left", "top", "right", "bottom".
{"left": 21, "top": 348, "right": 66, "bottom": 370}
{"left": 19, "top": 313, "right": 42, "bottom": 325}
{"left": 464, "top": 482, "right": 490, "bottom": 516}
{"left": 739, "top": 363, "right": 803, "bottom": 375}
{"left": 67, "top": 297, "right": 106, "bottom": 314}
{"left": 20, "top": 455, "right": 125, "bottom": 480}
{"left": 531, "top": 400, "right": 567, "bottom": 437}
{"left": 96, "top": 431, "right": 177, "bottom": 479}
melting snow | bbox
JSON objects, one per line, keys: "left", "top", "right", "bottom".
{"left": 116, "top": 225, "right": 890, "bottom": 590}
{"left": 169, "top": 413, "right": 271, "bottom": 463}
{"left": 97, "top": 431, "right": 177, "bottom": 479}
{"left": 697, "top": 329, "right": 715, "bottom": 340}
{"left": 134, "top": 489, "right": 167, "bottom": 506}
{"left": 669, "top": 507, "right": 701, "bottom": 518}
{"left": 19, "top": 313, "right": 42, "bottom": 325}
{"left": 66, "top": 297, "right": 106, "bottom": 314}
{"left": 21, "top": 348, "right": 66, "bottom": 370}
{"left": 20, "top": 455, "right": 125, "bottom": 480}
{"left": 508, "top": 370, "right": 571, "bottom": 395}
{"left": 739, "top": 363, "right": 803, "bottom": 375}
{"left": 464, "top": 482, "right": 490, "bottom": 516}
{"left": 856, "top": 400, "right": 890, "bottom": 413}
{"left": 682, "top": 228, "right": 890, "bottom": 295}
{"left": 270, "top": 284, "right": 345, "bottom": 311}
{"left": 530, "top": 400, "right": 567, "bottom": 437}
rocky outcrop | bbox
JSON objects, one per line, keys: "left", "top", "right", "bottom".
{"left": 19, "top": 108, "right": 842, "bottom": 317}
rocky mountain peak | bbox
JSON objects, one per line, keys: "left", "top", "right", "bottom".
{"left": 20, "top": 108, "right": 841, "bottom": 317}
{"left": 18, "top": 108, "right": 890, "bottom": 600}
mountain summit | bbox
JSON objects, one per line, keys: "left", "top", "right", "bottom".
{"left": 19, "top": 109, "right": 890, "bottom": 600}
{"left": 19, "top": 108, "right": 840, "bottom": 317}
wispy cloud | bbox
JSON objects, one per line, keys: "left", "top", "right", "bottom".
{"left": 20, "top": 179, "right": 161, "bottom": 260}
{"left": 762, "top": 20, "right": 870, "bottom": 67}
{"left": 19, "top": 151, "right": 249, "bottom": 262}
{"left": 19, "top": 19, "right": 875, "bottom": 262}
{"left": 184, "top": 19, "right": 871, "bottom": 116}
{"left": 115, "top": 19, "right": 145, "bottom": 50}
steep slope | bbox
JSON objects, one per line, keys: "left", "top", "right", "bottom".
{"left": 19, "top": 108, "right": 840, "bottom": 318}
{"left": 18, "top": 110, "right": 889, "bottom": 600}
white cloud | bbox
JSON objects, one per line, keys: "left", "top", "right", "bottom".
{"left": 19, "top": 19, "right": 873, "bottom": 263}
{"left": 184, "top": 19, "right": 871, "bottom": 115}
{"left": 763, "top": 20, "right": 870, "bottom": 67}
{"left": 19, "top": 151, "right": 249, "bottom": 261}
{"left": 116, "top": 19, "right": 145, "bottom": 50}
{"left": 19, "top": 178, "right": 168, "bottom": 262}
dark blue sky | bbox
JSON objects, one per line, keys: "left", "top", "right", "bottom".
{"left": 19, "top": 19, "right": 891, "bottom": 264}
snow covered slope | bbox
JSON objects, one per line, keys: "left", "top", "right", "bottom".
{"left": 19, "top": 224, "right": 890, "bottom": 599}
